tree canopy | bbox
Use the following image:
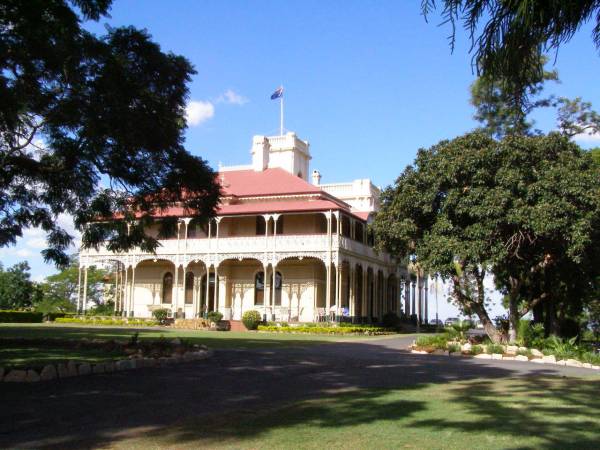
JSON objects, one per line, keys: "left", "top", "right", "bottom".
{"left": 422, "top": 1, "right": 600, "bottom": 101}
{"left": 373, "top": 132, "right": 600, "bottom": 342}
{"left": 0, "top": 0, "right": 221, "bottom": 267}
{"left": 0, "top": 261, "right": 36, "bottom": 309}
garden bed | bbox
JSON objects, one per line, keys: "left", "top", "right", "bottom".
{"left": 257, "top": 324, "right": 396, "bottom": 335}
{"left": 0, "top": 335, "right": 211, "bottom": 383}
{"left": 410, "top": 333, "right": 600, "bottom": 370}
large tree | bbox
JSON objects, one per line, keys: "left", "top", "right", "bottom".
{"left": 422, "top": 1, "right": 600, "bottom": 95}
{"left": 36, "top": 257, "right": 109, "bottom": 313}
{"left": 470, "top": 58, "right": 558, "bottom": 138}
{"left": 373, "top": 132, "right": 600, "bottom": 342}
{"left": 0, "top": 261, "right": 35, "bottom": 309}
{"left": 0, "top": 0, "right": 221, "bottom": 267}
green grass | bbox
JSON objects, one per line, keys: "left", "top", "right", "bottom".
{"left": 0, "top": 345, "right": 125, "bottom": 369}
{"left": 112, "top": 376, "right": 600, "bottom": 450}
{"left": 0, "top": 323, "right": 398, "bottom": 350}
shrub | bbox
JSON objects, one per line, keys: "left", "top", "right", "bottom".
{"left": 0, "top": 310, "right": 43, "bottom": 323}
{"left": 382, "top": 312, "right": 400, "bottom": 328}
{"left": 207, "top": 311, "right": 223, "bottom": 323}
{"left": 152, "top": 308, "right": 170, "bottom": 325}
{"left": 415, "top": 334, "right": 449, "bottom": 350}
{"left": 487, "top": 343, "right": 504, "bottom": 355}
{"left": 517, "top": 348, "right": 532, "bottom": 358}
{"left": 470, "top": 345, "right": 484, "bottom": 355}
{"left": 518, "top": 321, "right": 545, "bottom": 348}
{"left": 447, "top": 343, "right": 461, "bottom": 354}
{"left": 45, "top": 312, "right": 75, "bottom": 322}
{"left": 449, "top": 320, "right": 473, "bottom": 342}
{"left": 242, "top": 310, "right": 262, "bottom": 330}
{"left": 543, "top": 335, "right": 578, "bottom": 359}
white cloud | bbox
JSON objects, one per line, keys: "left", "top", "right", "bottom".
{"left": 25, "top": 237, "right": 47, "bottom": 249}
{"left": 574, "top": 130, "right": 600, "bottom": 143}
{"left": 217, "top": 89, "right": 249, "bottom": 106}
{"left": 16, "top": 248, "right": 32, "bottom": 257}
{"left": 185, "top": 100, "right": 215, "bottom": 126}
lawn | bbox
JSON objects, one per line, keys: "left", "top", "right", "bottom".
{"left": 112, "top": 376, "right": 600, "bottom": 450}
{"left": 0, "top": 323, "right": 401, "bottom": 368}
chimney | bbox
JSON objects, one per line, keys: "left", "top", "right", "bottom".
{"left": 312, "top": 169, "right": 321, "bottom": 186}
{"left": 251, "top": 136, "right": 270, "bottom": 171}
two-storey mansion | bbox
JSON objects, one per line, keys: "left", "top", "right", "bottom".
{"left": 80, "top": 132, "right": 430, "bottom": 323}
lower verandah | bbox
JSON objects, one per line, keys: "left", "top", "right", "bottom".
{"left": 118, "top": 258, "right": 401, "bottom": 323}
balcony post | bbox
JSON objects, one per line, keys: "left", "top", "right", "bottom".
{"left": 130, "top": 264, "right": 136, "bottom": 317}
{"left": 76, "top": 264, "right": 82, "bottom": 313}
{"left": 122, "top": 266, "right": 128, "bottom": 317}
{"left": 82, "top": 266, "right": 88, "bottom": 313}
{"left": 214, "top": 264, "right": 219, "bottom": 313}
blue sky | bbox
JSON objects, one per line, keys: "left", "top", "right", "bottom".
{"left": 3, "top": 1, "right": 600, "bottom": 318}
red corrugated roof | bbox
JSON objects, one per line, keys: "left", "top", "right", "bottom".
{"left": 218, "top": 199, "right": 342, "bottom": 215}
{"left": 353, "top": 211, "right": 371, "bottom": 221}
{"left": 219, "top": 168, "right": 322, "bottom": 197}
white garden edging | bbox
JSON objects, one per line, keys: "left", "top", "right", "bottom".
{"left": 1, "top": 349, "right": 212, "bottom": 383}
{"left": 410, "top": 342, "right": 600, "bottom": 371}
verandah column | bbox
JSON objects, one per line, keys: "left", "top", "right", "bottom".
{"left": 214, "top": 264, "right": 219, "bottom": 313}
{"left": 130, "top": 264, "right": 136, "bottom": 317}
{"left": 173, "top": 263, "right": 179, "bottom": 317}
{"left": 82, "top": 266, "right": 88, "bottom": 313}
{"left": 122, "top": 266, "right": 128, "bottom": 317}
{"left": 76, "top": 264, "right": 82, "bottom": 313}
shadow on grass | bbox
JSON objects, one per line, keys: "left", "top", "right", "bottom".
{"left": 0, "top": 324, "right": 380, "bottom": 350}
{"left": 0, "top": 331, "right": 598, "bottom": 449}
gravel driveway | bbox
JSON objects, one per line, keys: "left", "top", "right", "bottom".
{"left": 0, "top": 335, "right": 597, "bottom": 449}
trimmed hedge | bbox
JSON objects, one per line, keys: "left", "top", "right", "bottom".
{"left": 54, "top": 317, "right": 159, "bottom": 327}
{"left": 45, "top": 312, "right": 76, "bottom": 322}
{"left": 0, "top": 310, "right": 44, "bottom": 323}
{"left": 257, "top": 325, "right": 393, "bottom": 335}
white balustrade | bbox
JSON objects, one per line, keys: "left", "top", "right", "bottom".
{"left": 82, "top": 233, "right": 392, "bottom": 264}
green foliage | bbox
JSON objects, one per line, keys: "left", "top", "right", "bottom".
{"left": 36, "top": 258, "right": 109, "bottom": 310}
{"left": 381, "top": 312, "right": 401, "bottom": 328}
{"left": 517, "top": 321, "right": 545, "bottom": 349}
{"left": 89, "top": 301, "right": 115, "bottom": 316}
{"left": 242, "top": 310, "right": 263, "bottom": 330}
{"left": 449, "top": 320, "right": 472, "bottom": 342}
{"left": 486, "top": 343, "right": 504, "bottom": 355}
{"left": 0, "top": 262, "right": 35, "bottom": 309}
{"left": 470, "top": 58, "right": 558, "bottom": 138}
{"left": 470, "top": 345, "right": 484, "bottom": 355}
{"left": 0, "top": 310, "right": 43, "bottom": 323}
{"left": 543, "top": 335, "right": 579, "bottom": 360}
{"left": 152, "top": 308, "right": 170, "bottom": 325}
{"left": 590, "top": 148, "right": 600, "bottom": 167}
{"left": 422, "top": 1, "right": 600, "bottom": 108}
{"left": 0, "top": 0, "right": 220, "bottom": 266}
{"left": 517, "top": 348, "right": 532, "bottom": 358}
{"left": 207, "top": 311, "right": 223, "bottom": 323}
{"left": 415, "top": 334, "right": 450, "bottom": 350}
{"left": 447, "top": 343, "right": 461, "bottom": 354}
{"left": 373, "top": 131, "right": 600, "bottom": 343}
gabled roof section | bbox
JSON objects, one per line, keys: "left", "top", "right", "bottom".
{"left": 219, "top": 168, "right": 322, "bottom": 197}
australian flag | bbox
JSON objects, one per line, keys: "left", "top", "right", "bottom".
{"left": 270, "top": 86, "right": 284, "bottom": 100}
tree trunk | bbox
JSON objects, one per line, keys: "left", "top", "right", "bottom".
{"left": 508, "top": 297, "right": 519, "bottom": 343}
{"left": 471, "top": 302, "right": 504, "bottom": 343}
{"left": 506, "top": 277, "right": 521, "bottom": 343}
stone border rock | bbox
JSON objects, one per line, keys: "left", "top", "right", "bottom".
{"left": 1, "top": 349, "right": 213, "bottom": 383}
{"left": 410, "top": 342, "right": 600, "bottom": 371}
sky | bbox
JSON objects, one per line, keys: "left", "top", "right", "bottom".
{"left": 2, "top": 0, "right": 600, "bottom": 319}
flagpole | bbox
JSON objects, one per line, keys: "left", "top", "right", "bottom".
{"left": 280, "top": 91, "right": 284, "bottom": 136}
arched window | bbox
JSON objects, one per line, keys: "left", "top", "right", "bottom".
{"left": 184, "top": 272, "right": 194, "bottom": 304}
{"left": 274, "top": 272, "right": 282, "bottom": 306}
{"left": 162, "top": 272, "right": 173, "bottom": 304}
{"left": 255, "top": 271, "right": 265, "bottom": 305}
